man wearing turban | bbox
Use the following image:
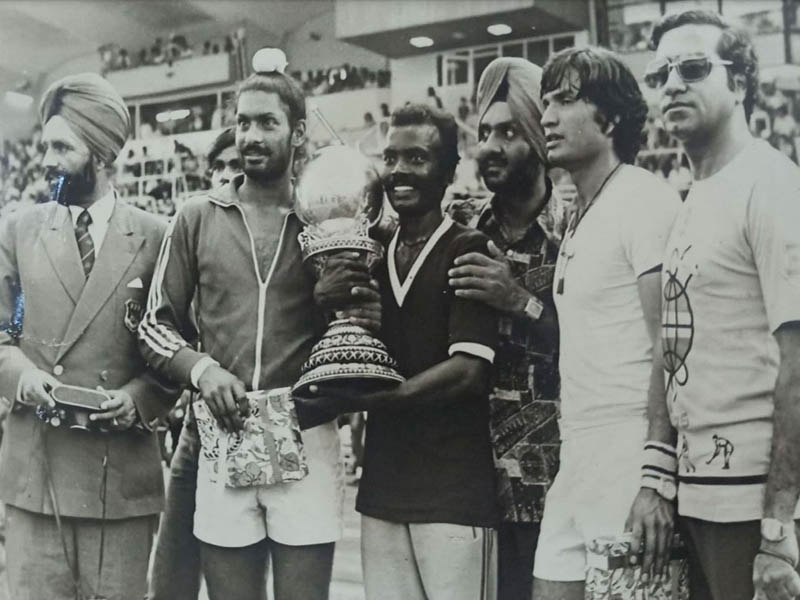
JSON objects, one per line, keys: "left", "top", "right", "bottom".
{"left": 447, "top": 57, "right": 564, "bottom": 600}
{"left": 0, "top": 72, "right": 178, "bottom": 599}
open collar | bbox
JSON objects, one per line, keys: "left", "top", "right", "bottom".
{"left": 388, "top": 215, "right": 453, "bottom": 307}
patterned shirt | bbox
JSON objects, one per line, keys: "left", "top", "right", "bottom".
{"left": 457, "top": 182, "right": 563, "bottom": 523}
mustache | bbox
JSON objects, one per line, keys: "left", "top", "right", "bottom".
{"left": 384, "top": 174, "right": 426, "bottom": 189}
{"left": 45, "top": 166, "right": 66, "bottom": 181}
{"left": 477, "top": 152, "right": 507, "bottom": 167}
{"left": 240, "top": 144, "right": 269, "bottom": 156}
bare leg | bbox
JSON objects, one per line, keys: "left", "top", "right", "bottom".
{"left": 532, "top": 578, "right": 584, "bottom": 600}
{"left": 200, "top": 539, "right": 269, "bottom": 600}
{"left": 269, "top": 539, "right": 334, "bottom": 600}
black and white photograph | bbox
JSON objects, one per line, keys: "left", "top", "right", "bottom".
{"left": 0, "top": 1, "right": 799, "bottom": 599}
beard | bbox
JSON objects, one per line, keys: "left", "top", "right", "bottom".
{"left": 239, "top": 137, "right": 293, "bottom": 184}
{"left": 46, "top": 158, "right": 97, "bottom": 206}
{"left": 478, "top": 153, "right": 540, "bottom": 196}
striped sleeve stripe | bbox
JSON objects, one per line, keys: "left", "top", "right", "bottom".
{"left": 643, "top": 464, "right": 677, "bottom": 478}
{"left": 140, "top": 219, "right": 189, "bottom": 358}
{"left": 644, "top": 442, "right": 677, "bottom": 458}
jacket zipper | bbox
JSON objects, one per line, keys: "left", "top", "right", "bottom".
{"left": 230, "top": 205, "right": 290, "bottom": 390}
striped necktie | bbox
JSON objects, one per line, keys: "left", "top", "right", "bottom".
{"left": 75, "top": 209, "right": 95, "bottom": 278}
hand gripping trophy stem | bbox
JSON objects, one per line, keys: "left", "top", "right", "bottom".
{"left": 292, "top": 145, "right": 404, "bottom": 396}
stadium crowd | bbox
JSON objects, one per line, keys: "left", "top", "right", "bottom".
{"left": 291, "top": 64, "right": 391, "bottom": 96}
{"left": 100, "top": 29, "right": 247, "bottom": 73}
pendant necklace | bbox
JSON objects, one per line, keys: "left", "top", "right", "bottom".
{"left": 556, "top": 162, "right": 623, "bottom": 295}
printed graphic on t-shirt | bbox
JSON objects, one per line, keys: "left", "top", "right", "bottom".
{"left": 662, "top": 245, "right": 696, "bottom": 407}
{"left": 678, "top": 434, "right": 695, "bottom": 473}
{"left": 705, "top": 434, "right": 734, "bottom": 470}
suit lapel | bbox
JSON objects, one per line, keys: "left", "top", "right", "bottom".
{"left": 57, "top": 203, "right": 144, "bottom": 362}
{"left": 42, "top": 204, "right": 85, "bottom": 305}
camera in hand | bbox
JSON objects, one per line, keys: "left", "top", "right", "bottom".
{"left": 37, "top": 384, "right": 110, "bottom": 432}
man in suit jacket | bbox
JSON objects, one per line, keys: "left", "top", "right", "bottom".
{"left": 0, "top": 73, "right": 178, "bottom": 600}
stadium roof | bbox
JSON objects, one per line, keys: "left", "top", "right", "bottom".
{"left": 0, "top": 0, "right": 333, "bottom": 94}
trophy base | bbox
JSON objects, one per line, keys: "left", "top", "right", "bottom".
{"left": 292, "top": 365, "right": 404, "bottom": 397}
{"left": 293, "top": 321, "right": 404, "bottom": 397}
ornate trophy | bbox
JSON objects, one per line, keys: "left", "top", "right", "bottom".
{"left": 292, "top": 145, "right": 404, "bottom": 395}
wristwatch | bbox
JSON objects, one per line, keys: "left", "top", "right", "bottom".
{"left": 761, "top": 518, "right": 792, "bottom": 543}
{"left": 523, "top": 295, "right": 544, "bottom": 321}
{"left": 641, "top": 476, "right": 677, "bottom": 501}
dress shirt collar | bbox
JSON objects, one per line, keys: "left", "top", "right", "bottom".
{"left": 68, "top": 187, "right": 116, "bottom": 226}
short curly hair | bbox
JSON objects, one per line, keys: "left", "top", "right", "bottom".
{"left": 649, "top": 10, "right": 758, "bottom": 121}
{"left": 541, "top": 46, "right": 648, "bottom": 164}
{"left": 390, "top": 103, "right": 460, "bottom": 179}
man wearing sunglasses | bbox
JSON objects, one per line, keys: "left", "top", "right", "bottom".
{"left": 649, "top": 10, "right": 800, "bottom": 600}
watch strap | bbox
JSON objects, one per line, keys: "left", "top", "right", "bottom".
{"left": 523, "top": 295, "right": 544, "bottom": 321}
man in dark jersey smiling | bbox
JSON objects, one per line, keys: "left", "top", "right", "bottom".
{"left": 304, "top": 103, "right": 499, "bottom": 600}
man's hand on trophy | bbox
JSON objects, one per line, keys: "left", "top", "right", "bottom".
{"left": 315, "top": 251, "right": 372, "bottom": 308}
{"left": 315, "top": 251, "right": 382, "bottom": 333}
{"left": 336, "top": 283, "right": 381, "bottom": 333}
{"left": 18, "top": 367, "right": 59, "bottom": 408}
{"left": 197, "top": 365, "right": 249, "bottom": 432}
{"left": 89, "top": 388, "right": 137, "bottom": 430}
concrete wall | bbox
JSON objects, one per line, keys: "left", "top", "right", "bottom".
{"left": 335, "top": 0, "right": 534, "bottom": 38}
{"left": 389, "top": 53, "right": 439, "bottom": 109}
{"left": 285, "top": 8, "right": 386, "bottom": 74}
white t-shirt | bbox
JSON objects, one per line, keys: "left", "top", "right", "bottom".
{"left": 554, "top": 165, "right": 681, "bottom": 438}
{"left": 662, "top": 140, "right": 800, "bottom": 522}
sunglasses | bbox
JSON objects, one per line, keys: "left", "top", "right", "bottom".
{"left": 643, "top": 55, "right": 732, "bottom": 89}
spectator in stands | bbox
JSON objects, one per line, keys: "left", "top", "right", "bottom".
{"left": 426, "top": 86, "right": 443, "bottom": 109}
{"left": 189, "top": 105, "right": 205, "bottom": 132}
{"left": 118, "top": 48, "right": 131, "bottom": 69}
{"left": 457, "top": 96, "right": 470, "bottom": 122}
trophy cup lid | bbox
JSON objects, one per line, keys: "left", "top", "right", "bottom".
{"left": 294, "top": 145, "right": 383, "bottom": 227}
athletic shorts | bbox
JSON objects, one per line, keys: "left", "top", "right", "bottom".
{"left": 194, "top": 420, "right": 344, "bottom": 547}
{"left": 533, "top": 421, "right": 646, "bottom": 582}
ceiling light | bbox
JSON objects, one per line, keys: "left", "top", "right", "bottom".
{"left": 155, "top": 109, "right": 190, "bottom": 123}
{"left": 4, "top": 91, "right": 33, "bottom": 110}
{"left": 452, "top": 32, "right": 466, "bottom": 40}
{"left": 409, "top": 36, "right": 434, "bottom": 48}
{"left": 487, "top": 24, "right": 512, "bottom": 36}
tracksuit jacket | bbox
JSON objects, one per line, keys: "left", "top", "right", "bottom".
{"left": 138, "top": 175, "right": 327, "bottom": 424}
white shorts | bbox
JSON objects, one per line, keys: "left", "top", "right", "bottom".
{"left": 194, "top": 420, "right": 344, "bottom": 548}
{"left": 533, "top": 421, "right": 646, "bottom": 582}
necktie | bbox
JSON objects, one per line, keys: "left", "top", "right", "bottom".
{"left": 75, "top": 209, "right": 95, "bottom": 278}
